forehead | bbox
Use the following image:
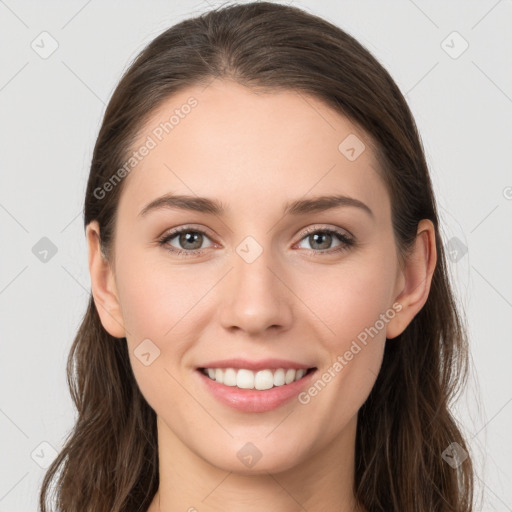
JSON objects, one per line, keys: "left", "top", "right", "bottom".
{"left": 118, "top": 79, "right": 388, "bottom": 223}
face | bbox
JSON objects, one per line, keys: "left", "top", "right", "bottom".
{"left": 93, "top": 79, "right": 407, "bottom": 474}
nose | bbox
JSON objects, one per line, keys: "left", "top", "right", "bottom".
{"left": 218, "top": 245, "right": 294, "bottom": 337}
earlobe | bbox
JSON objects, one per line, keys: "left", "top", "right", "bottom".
{"left": 86, "top": 221, "right": 126, "bottom": 338}
{"left": 385, "top": 219, "right": 437, "bottom": 340}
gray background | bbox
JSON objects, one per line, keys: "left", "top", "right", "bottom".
{"left": 1, "top": 0, "right": 511, "bottom": 510}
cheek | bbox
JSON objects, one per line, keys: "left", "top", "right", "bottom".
{"left": 114, "top": 251, "right": 216, "bottom": 402}
{"left": 296, "top": 280, "right": 389, "bottom": 448}
{"left": 305, "top": 254, "right": 397, "bottom": 349}
{"left": 314, "top": 272, "right": 388, "bottom": 401}
{"left": 115, "top": 249, "right": 205, "bottom": 339}
{"left": 114, "top": 256, "right": 198, "bottom": 412}
{"left": 294, "top": 249, "right": 395, "bottom": 412}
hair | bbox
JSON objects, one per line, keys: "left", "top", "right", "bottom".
{"left": 39, "top": 2, "right": 474, "bottom": 510}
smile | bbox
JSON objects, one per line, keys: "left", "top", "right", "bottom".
{"left": 196, "top": 363, "right": 318, "bottom": 413}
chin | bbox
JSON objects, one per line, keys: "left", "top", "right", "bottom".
{"left": 202, "top": 439, "right": 310, "bottom": 475}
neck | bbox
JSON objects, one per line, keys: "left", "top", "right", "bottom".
{"left": 149, "top": 414, "right": 362, "bottom": 512}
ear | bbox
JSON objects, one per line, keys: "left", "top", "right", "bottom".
{"left": 86, "top": 220, "right": 126, "bottom": 338}
{"left": 386, "top": 219, "right": 437, "bottom": 340}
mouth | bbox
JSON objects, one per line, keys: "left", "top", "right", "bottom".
{"left": 198, "top": 366, "right": 317, "bottom": 390}
{"left": 195, "top": 363, "right": 318, "bottom": 413}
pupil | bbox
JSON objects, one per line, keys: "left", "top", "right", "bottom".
{"left": 312, "top": 233, "right": 331, "bottom": 250}
{"left": 181, "top": 232, "right": 201, "bottom": 249}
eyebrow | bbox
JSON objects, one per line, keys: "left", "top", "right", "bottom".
{"left": 138, "top": 193, "right": 374, "bottom": 219}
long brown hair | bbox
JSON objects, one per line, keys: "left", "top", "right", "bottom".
{"left": 39, "top": 2, "right": 474, "bottom": 510}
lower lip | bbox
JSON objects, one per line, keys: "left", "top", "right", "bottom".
{"left": 196, "top": 369, "right": 317, "bottom": 413}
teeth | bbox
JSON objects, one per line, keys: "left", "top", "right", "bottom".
{"left": 237, "top": 369, "right": 254, "bottom": 389}
{"left": 273, "top": 368, "right": 285, "bottom": 386}
{"left": 202, "top": 367, "right": 311, "bottom": 390}
{"left": 223, "top": 368, "right": 237, "bottom": 386}
{"left": 285, "top": 368, "right": 296, "bottom": 384}
{"left": 254, "top": 369, "right": 274, "bottom": 390}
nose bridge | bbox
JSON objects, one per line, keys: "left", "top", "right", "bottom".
{"left": 218, "top": 233, "right": 292, "bottom": 334}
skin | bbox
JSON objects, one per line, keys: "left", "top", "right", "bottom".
{"left": 86, "top": 79, "right": 436, "bottom": 512}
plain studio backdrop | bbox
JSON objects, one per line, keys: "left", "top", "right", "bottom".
{"left": 0, "top": 1, "right": 511, "bottom": 510}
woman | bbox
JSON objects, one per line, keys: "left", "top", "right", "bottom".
{"left": 39, "top": 2, "right": 474, "bottom": 511}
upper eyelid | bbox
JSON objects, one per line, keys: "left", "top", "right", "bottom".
{"left": 300, "top": 224, "right": 352, "bottom": 238}
{"left": 160, "top": 224, "right": 215, "bottom": 239}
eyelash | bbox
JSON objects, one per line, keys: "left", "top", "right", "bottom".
{"left": 157, "top": 225, "right": 355, "bottom": 257}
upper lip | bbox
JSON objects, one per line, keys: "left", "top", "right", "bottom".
{"left": 197, "top": 358, "right": 316, "bottom": 372}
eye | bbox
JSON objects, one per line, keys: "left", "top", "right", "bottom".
{"left": 158, "top": 227, "right": 213, "bottom": 256}
{"left": 157, "top": 225, "right": 355, "bottom": 257}
{"left": 295, "top": 227, "right": 355, "bottom": 255}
